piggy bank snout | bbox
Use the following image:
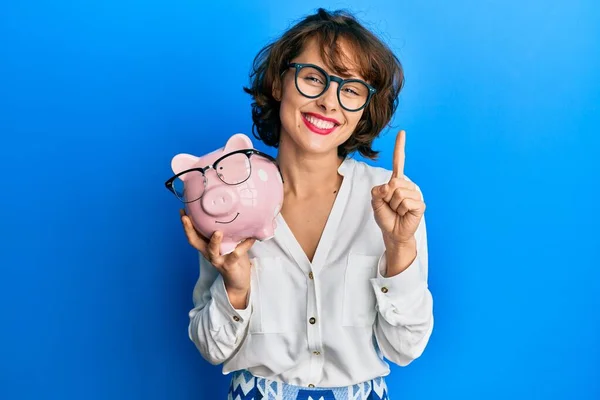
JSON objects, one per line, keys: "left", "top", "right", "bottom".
{"left": 201, "top": 186, "right": 239, "bottom": 217}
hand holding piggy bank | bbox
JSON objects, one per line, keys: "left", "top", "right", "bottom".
{"left": 166, "top": 133, "right": 284, "bottom": 255}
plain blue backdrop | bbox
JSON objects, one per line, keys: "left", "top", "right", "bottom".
{"left": 1, "top": 0, "right": 598, "bottom": 399}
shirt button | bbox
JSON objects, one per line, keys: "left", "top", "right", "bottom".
{"left": 233, "top": 316, "right": 240, "bottom": 321}
{"left": 308, "top": 271, "right": 314, "bottom": 280}
{"left": 309, "top": 317, "right": 316, "bottom": 324}
{"left": 381, "top": 287, "right": 389, "bottom": 293}
{"left": 313, "top": 351, "right": 321, "bottom": 355}
{"left": 308, "top": 384, "right": 315, "bottom": 388}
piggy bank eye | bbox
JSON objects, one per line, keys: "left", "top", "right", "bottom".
{"left": 217, "top": 153, "right": 251, "bottom": 185}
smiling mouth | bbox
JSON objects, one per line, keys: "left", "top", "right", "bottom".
{"left": 302, "top": 113, "right": 340, "bottom": 135}
{"left": 215, "top": 213, "right": 240, "bottom": 224}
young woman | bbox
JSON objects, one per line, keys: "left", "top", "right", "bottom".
{"left": 178, "top": 8, "right": 433, "bottom": 400}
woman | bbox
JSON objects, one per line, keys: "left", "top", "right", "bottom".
{"left": 179, "top": 8, "right": 433, "bottom": 400}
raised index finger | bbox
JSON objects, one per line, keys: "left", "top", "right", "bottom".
{"left": 391, "top": 130, "right": 406, "bottom": 180}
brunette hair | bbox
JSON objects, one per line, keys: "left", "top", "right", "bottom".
{"left": 243, "top": 8, "right": 404, "bottom": 159}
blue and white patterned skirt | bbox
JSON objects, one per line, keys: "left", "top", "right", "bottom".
{"left": 227, "top": 370, "right": 389, "bottom": 400}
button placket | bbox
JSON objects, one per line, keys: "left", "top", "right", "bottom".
{"left": 306, "top": 267, "right": 324, "bottom": 385}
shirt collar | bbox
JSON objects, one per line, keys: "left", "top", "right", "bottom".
{"left": 337, "top": 156, "right": 354, "bottom": 177}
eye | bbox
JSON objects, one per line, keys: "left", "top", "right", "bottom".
{"left": 305, "top": 75, "right": 324, "bottom": 84}
{"left": 342, "top": 87, "right": 359, "bottom": 96}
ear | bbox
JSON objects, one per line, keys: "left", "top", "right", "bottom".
{"left": 171, "top": 153, "right": 199, "bottom": 180}
{"left": 224, "top": 133, "right": 253, "bottom": 151}
{"left": 272, "top": 79, "right": 282, "bottom": 101}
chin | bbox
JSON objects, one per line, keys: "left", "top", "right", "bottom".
{"left": 299, "top": 132, "right": 348, "bottom": 156}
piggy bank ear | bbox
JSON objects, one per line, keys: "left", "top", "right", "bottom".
{"left": 224, "top": 133, "right": 253, "bottom": 152}
{"left": 171, "top": 153, "right": 199, "bottom": 180}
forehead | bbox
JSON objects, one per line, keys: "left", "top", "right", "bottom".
{"left": 295, "top": 37, "right": 365, "bottom": 80}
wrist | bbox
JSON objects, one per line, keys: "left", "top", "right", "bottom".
{"left": 224, "top": 282, "right": 249, "bottom": 309}
{"left": 384, "top": 237, "right": 417, "bottom": 277}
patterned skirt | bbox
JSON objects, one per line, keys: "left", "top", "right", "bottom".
{"left": 227, "top": 370, "right": 389, "bottom": 400}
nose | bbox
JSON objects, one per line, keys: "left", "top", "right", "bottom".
{"left": 316, "top": 84, "right": 339, "bottom": 111}
{"left": 201, "top": 185, "right": 239, "bottom": 217}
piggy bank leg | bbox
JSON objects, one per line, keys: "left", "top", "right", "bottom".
{"left": 255, "top": 223, "right": 275, "bottom": 241}
{"left": 220, "top": 240, "right": 240, "bottom": 256}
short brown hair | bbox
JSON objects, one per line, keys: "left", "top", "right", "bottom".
{"left": 243, "top": 8, "right": 405, "bottom": 160}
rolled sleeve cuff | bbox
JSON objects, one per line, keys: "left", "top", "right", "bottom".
{"left": 209, "top": 274, "right": 252, "bottom": 330}
{"left": 370, "top": 251, "right": 426, "bottom": 322}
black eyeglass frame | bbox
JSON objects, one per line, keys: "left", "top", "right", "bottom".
{"left": 164, "top": 148, "right": 283, "bottom": 203}
{"left": 287, "top": 62, "right": 377, "bottom": 112}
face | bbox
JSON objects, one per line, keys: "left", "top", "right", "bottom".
{"left": 275, "top": 38, "right": 367, "bottom": 157}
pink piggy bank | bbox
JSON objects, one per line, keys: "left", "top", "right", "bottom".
{"left": 166, "top": 133, "right": 284, "bottom": 255}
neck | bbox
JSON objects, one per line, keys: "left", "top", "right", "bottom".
{"left": 276, "top": 138, "right": 345, "bottom": 198}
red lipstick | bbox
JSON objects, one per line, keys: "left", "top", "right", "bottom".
{"left": 302, "top": 112, "right": 340, "bottom": 135}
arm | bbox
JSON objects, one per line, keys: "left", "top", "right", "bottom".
{"left": 188, "top": 253, "right": 252, "bottom": 365}
{"left": 369, "top": 215, "right": 434, "bottom": 366}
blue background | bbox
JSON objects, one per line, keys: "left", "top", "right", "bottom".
{"left": 1, "top": 0, "right": 598, "bottom": 399}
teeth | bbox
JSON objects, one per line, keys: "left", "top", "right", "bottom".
{"left": 305, "top": 114, "right": 335, "bottom": 130}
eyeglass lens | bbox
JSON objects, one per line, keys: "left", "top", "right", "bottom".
{"left": 172, "top": 153, "right": 252, "bottom": 203}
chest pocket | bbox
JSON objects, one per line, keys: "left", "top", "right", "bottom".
{"left": 342, "top": 253, "right": 379, "bottom": 327}
{"left": 249, "top": 256, "right": 306, "bottom": 334}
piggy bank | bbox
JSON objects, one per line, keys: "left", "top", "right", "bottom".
{"left": 169, "top": 133, "right": 283, "bottom": 255}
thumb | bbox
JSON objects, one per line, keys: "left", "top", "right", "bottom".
{"left": 371, "top": 184, "right": 388, "bottom": 209}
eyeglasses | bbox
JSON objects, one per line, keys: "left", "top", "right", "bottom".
{"left": 287, "top": 62, "right": 376, "bottom": 112}
{"left": 164, "top": 149, "right": 282, "bottom": 203}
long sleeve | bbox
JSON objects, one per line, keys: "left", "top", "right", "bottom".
{"left": 188, "top": 253, "right": 252, "bottom": 365}
{"left": 369, "top": 215, "right": 434, "bottom": 366}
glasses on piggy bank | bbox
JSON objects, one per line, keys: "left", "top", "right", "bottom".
{"left": 164, "top": 149, "right": 283, "bottom": 203}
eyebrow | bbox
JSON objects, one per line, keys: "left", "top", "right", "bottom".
{"left": 304, "top": 61, "right": 366, "bottom": 81}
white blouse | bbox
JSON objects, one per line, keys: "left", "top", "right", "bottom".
{"left": 188, "top": 157, "right": 434, "bottom": 388}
